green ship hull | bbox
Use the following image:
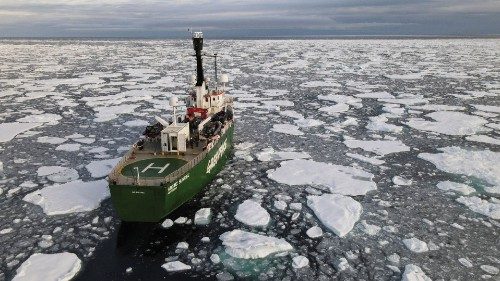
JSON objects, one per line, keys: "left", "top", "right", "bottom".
{"left": 109, "top": 124, "right": 234, "bottom": 222}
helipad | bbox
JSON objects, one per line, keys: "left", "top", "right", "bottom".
{"left": 121, "top": 158, "right": 187, "bottom": 178}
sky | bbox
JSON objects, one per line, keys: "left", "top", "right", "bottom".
{"left": 0, "top": 0, "right": 499, "bottom": 37}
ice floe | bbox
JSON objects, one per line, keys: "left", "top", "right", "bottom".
{"left": 36, "top": 136, "right": 67, "bottom": 144}
{"left": 307, "top": 194, "right": 362, "bottom": 237}
{"left": 12, "top": 252, "right": 81, "bottom": 281}
{"left": 346, "top": 153, "right": 385, "bottom": 165}
{"left": 294, "top": 118, "right": 324, "bottom": 128}
{"left": 161, "top": 261, "right": 191, "bottom": 272}
{"left": 419, "top": 147, "right": 499, "bottom": 191}
{"left": 124, "top": 119, "right": 149, "bottom": 127}
{"left": 292, "top": 256, "right": 309, "bottom": 269}
{"left": 219, "top": 229, "right": 293, "bottom": 259}
{"left": 344, "top": 139, "right": 410, "bottom": 156}
{"left": 366, "top": 115, "right": 402, "bottom": 133}
{"left": 234, "top": 199, "right": 270, "bottom": 227}
{"left": 406, "top": 111, "right": 489, "bottom": 136}
{"left": 271, "top": 124, "right": 303, "bottom": 136}
{"left": 255, "top": 148, "right": 310, "bottom": 162}
{"left": 455, "top": 196, "right": 500, "bottom": 220}
{"left": 473, "top": 104, "right": 500, "bottom": 113}
{"left": 23, "top": 180, "right": 109, "bottom": 215}
{"left": 466, "top": 135, "right": 500, "bottom": 146}
{"left": 401, "top": 264, "right": 431, "bottom": 281}
{"left": 306, "top": 226, "right": 323, "bottom": 238}
{"left": 0, "top": 122, "right": 43, "bottom": 143}
{"left": 85, "top": 157, "right": 121, "bottom": 178}
{"left": 436, "top": 181, "right": 475, "bottom": 195}
{"left": 37, "top": 166, "right": 79, "bottom": 183}
{"left": 319, "top": 104, "right": 350, "bottom": 115}
{"left": 16, "top": 113, "right": 62, "bottom": 124}
{"left": 267, "top": 159, "right": 376, "bottom": 196}
{"left": 402, "top": 238, "right": 429, "bottom": 253}
{"left": 55, "top": 143, "right": 81, "bottom": 152}
{"left": 194, "top": 208, "right": 211, "bottom": 225}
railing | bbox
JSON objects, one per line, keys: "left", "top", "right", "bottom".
{"left": 109, "top": 121, "right": 233, "bottom": 187}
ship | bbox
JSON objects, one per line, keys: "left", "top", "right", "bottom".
{"left": 108, "top": 32, "right": 234, "bottom": 222}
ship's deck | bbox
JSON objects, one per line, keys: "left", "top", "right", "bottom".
{"left": 109, "top": 120, "right": 233, "bottom": 186}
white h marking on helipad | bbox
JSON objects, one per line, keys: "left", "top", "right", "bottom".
{"left": 141, "top": 163, "right": 170, "bottom": 174}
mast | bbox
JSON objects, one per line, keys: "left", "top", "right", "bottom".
{"left": 192, "top": 32, "right": 204, "bottom": 87}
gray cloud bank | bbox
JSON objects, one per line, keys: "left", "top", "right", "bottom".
{"left": 0, "top": 0, "right": 499, "bottom": 37}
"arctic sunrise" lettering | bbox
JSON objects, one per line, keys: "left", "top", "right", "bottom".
{"left": 206, "top": 140, "right": 228, "bottom": 174}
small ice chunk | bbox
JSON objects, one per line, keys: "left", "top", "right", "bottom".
{"left": 274, "top": 200, "right": 287, "bottom": 210}
{"left": 401, "top": 264, "right": 431, "bottom": 281}
{"left": 436, "top": 181, "right": 475, "bottom": 195}
{"left": 292, "top": 255, "right": 309, "bottom": 269}
{"left": 456, "top": 196, "right": 500, "bottom": 220}
{"left": 174, "top": 217, "right": 187, "bottom": 224}
{"left": 402, "top": 238, "right": 429, "bottom": 253}
{"left": 360, "top": 220, "right": 381, "bottom": 235}
{"left": 0, "top": 228, "right": 13, "bottom": 235}
{"left": 210, "top": 254, "right": 220, "bottom": 264}
{"left": 219, "top": 229, "right": 293, "bottom": 259}
{"left": 161, "top": 219, "right": 174, "bottom": 229}
{"left": 480, "top": 265, "right": 499, "bottom": 275}
{"left": 12, "top": 252, "right": 81, "bottom": 281}
{"left": 289, "top": 203, "right": 302, "bottom": 211}
{"left": 387, "top": 253, "right": 400, "bottom": 264}
{"left": 126, "top": 267, "right": 133, "bottom": 274}
{"left": 201, "top": 237, "right": 210, "bottom": 243}
{"left": 194, "top": 208, "right": 211, "bottom": 225}
{"left": 306, "top": 226, "right": 323, "bottom": 238}
{"left": 176, "top": 242, "right": 189, "bottom": 250}
{"left": 294, "top": 118, "right": 324, "bottom": 128}
{"left": 161, "top": 261, "right": 191, "bottom": 272}
{"left": 392, "top": 176, "right": 412, "bottom": 186}
{"left": 307, "top": 194, "right": 362, "bottom": 237}
{"left": 23, "top": 180, "right": 109, "bottom": 215}
{"left": 334, "top": 258, "right": 350, "bottom": 271}
{"left": 458, "top": 258, "right": 473, "bottom": 268}
{"left": 234, "top": 199, "right": 270, "bottom": 227}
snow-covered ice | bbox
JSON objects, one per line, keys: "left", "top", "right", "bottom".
{"left": 23, "top": 180, "right": 109, "bottom": 215}
{"left": 455, "top": 196, "right": 500, "bottom": 219}
{"left": 194, "top": 208, "right": 211, "bottom": 225}
{"left": 344, "top": 139, "right": 410, "bottom": 156}
{"left": 234, "top": 199, "right": 270, "bottom": 227}
{"left": 268, "top": 159, "right": 376, "bottom": 196}
{"left": 219, "top": 229, "right": 293, "bottom": 259}
{"left": 161, "top": 261, "right": 191, "bottom": 272}
{"left": 0, "top": 122, "right": 43, "bottom": 143}
{"left": 436, "top": 181, "right": 475, "bottom": 195}
{"left": 406, "top": 111, "right": 489, "bottom": 136}
{"left": 85, "top": 157, "right": 121, "bottom": 178}
{"left": 307, "top": 194, "right": 362, "bottom": 237}
{"left": 12, "top": 252, "right": 81, "bottom": 281}
{"left": 419, "top": 147, "right": 500, "bottom": 191}
{"left": 291, "top": 255, "right": 309, "bottom": 269}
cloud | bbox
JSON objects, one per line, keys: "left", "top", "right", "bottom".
{"left": 0, "top": 0, "right": 498, "bottom": 36}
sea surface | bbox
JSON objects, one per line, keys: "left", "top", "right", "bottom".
{"left": 0, "top": 38, "right": 499, "bottom": 280}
